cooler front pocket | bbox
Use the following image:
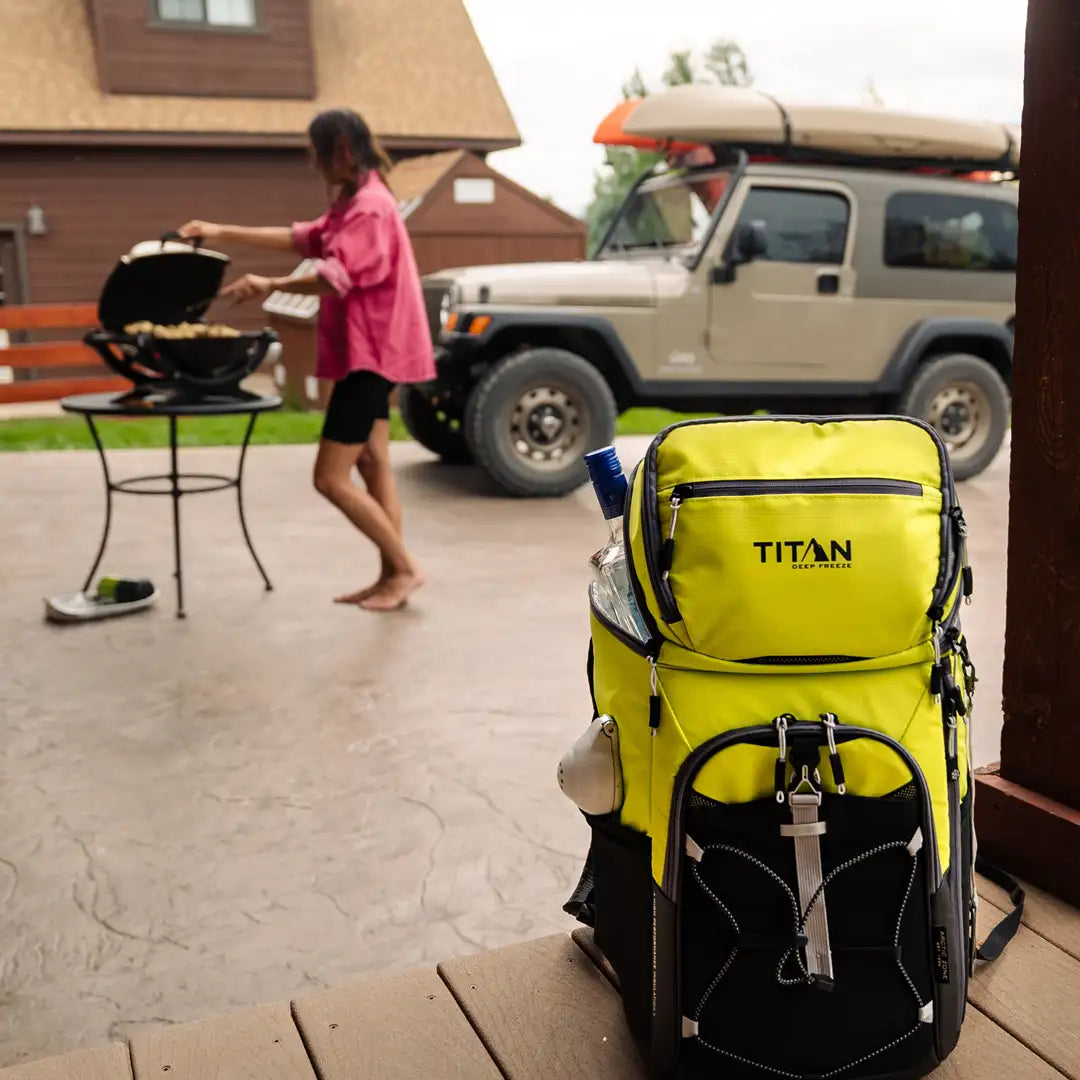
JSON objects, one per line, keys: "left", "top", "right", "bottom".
{"left": 649, "top": 478, "right": 946, "bottom": 661}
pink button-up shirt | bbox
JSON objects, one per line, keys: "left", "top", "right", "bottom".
{"left": 291, "top": 175, "right": 435, "bottom": 384}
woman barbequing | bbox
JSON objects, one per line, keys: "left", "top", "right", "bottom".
{"left": 179, "top": 108, "right": 433, "bottom": 612}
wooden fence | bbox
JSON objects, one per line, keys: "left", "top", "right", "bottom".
{"left": 0, "top": 303, "right": 127, "bottom": 405}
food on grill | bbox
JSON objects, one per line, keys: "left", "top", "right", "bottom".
{"left": 124, "top": 320, "right": 242, "bottom": 339}
{"left": 87, "top": 235, "right": 278, "bottom": 398}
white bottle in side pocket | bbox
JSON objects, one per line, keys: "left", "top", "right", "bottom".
{"left": 557, "top": 715, "right": 624, "bottom": 816}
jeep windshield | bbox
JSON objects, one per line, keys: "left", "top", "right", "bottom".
{"left": 597, "top": 166, "right": 735, "bottom": 260}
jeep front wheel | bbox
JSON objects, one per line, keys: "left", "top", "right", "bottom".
{"left": 899, "top": 353, "right": 1010, "bottom": 480}
{"left": 465, "top": 348, "right": 617, "bottom": 497}
{"left": 397, "top": 385, "right": 472, "bottom": 463}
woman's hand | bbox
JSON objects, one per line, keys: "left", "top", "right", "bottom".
{"left": 219, "top": 273, "right": 279, "bottom": 305}
{"left": 178, "top": 220, "right": 223, "bottom": 241}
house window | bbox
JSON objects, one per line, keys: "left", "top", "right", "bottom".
{"left": 453, "top": 178, "right": 496, "bottom": 205}
{"left": 884, "top": 192, "right": 1017, "bottom": 272}
{"left": 157, "top": 0, "right": 257, "bottom": 27}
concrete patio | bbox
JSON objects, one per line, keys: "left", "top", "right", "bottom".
{"left": 0, "top": 432, "right": 1009, "bottom": 1068}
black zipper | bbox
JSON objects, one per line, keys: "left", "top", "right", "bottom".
{"left": 737, "top": 654, "right": 867, "bottom": 665}
{"left": 622, "top": 459, "right": 663, "bottom": 648}
{"left": 672, "top": 478, "right": 923, "bottom": 499}
{"left": 661, "top": 720, "right": 940, "bottom": 898}
{"left": 637, "top": 416, "right": 960, "bottom": 628}
{"left": 930, "top": 505, "right": 971, "bottom": 623}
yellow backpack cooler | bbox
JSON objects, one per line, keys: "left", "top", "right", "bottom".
{"left": 562, "top": 416, "right": 1018, "bottom": 1080}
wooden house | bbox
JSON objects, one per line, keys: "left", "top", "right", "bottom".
{"left": 0, "top": 0, "right": 523, "bottom": 325}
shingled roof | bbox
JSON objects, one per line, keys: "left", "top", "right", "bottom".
{"left": 386, "top": 151, "right": 467, "bottom": 204}
{"left": 0, "top": 0, "right": 520, "bottom": 148}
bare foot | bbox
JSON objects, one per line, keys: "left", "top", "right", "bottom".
{"left": 360, "top": 569, "right": 425, "bottom": 612}
{"left": 334, "top": 560, "right": 392, "bottom": 604}
{"left": 334, "top": 582, "right": 380, "bottom": 604}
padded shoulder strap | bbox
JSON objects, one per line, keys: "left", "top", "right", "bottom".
{"left": 974, "top": 854, "right": 1026, "bottom": 962}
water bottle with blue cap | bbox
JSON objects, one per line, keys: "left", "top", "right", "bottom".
{"left": 585, "top": 446, "right": 649, "bottom": 642}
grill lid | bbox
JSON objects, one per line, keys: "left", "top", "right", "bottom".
{"left": 97, "top": 233, "right": 230, "bottom": 333}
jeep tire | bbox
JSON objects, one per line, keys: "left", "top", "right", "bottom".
{"left": 465, "top": 347, "right": 618, "bottom": 497}
{"left": 397, "top": 385, "right": 472, "bottom": 463}
{"left": 899, "top": 353, "right": 1010, "bottom": 480}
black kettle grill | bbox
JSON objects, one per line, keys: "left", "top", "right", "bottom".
{"left": 84, "top": 232, "right": 279, "bottom": 402}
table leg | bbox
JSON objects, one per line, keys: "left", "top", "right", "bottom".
{"left": 169, "top": 415, "right": 185, "bottom": 619}
{"left": 236, "top": 413, "right": 273, "bottom": 591}
{"left": 81, "top": 415, "right": 114, "bottom": 594}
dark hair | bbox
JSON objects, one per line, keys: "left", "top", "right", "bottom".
{"left": 307, "top": 108, "right": 392, "bottom": 189}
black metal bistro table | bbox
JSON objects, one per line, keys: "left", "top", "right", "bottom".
{"left": 60, "top": 391, "right": 283, "bottom": 618}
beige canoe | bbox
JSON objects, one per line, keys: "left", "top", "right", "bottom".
{"left": 622, "top": 85, "right": 1020, "bottom": 169}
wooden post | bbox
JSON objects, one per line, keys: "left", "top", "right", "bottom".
{"left": 974, "top": 0, "right": 1080, "bottom": 906}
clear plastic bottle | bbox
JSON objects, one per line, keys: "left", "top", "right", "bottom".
{"left": 584, "top": 447, "right": 649, "bottom": 643}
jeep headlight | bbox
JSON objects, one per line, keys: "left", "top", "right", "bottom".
{"left": 439, "top": 291, "right": 453, "bottom": 329}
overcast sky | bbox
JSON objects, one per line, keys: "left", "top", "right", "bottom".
{"left": 462, "top": 0, "right": 1028, "bottom": 216}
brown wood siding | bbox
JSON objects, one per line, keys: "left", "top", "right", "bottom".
{"left": 408, "top": 152, "right": 585, "bottom": 238}
{"left": 404, "top": 152, "right": 586, "bottom": 273}
{"left": 0, "top": 146, "right": 585, "bottom": 335}
{"left": 411, "top": 236, "right": 584, "bottom": 276}
{"left": 0, "top": 147, "right": 326, "bottom": 331}
{"left": 87, "top": 0, "right": 316, "bottom": 99}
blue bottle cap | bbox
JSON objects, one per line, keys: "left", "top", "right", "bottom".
{"left": 585, "top": 446, "right": 626, "bottom": 520}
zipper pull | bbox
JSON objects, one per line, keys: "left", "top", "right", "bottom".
{"left": 930, "top": 627, "right": 944, "bottom": 701}
{"left": 955, "top": 632, "right": 977, "bottom": 698}
{"left": 946, "top": 720, "right": 960, "bottom": 781}
{"left": 952, "top": 506, "right": 974, "bottom": 602}
{"left": 661, "top": 493, "right": 682, "bottom": 581}
{"left": 774, "top": 714, "right": 790, "bottom": 803}
{"left": 937, "top": 647, "right": 962, "bottom": 779}
{"left": 821, "top": 712, "right": 846, "bottom": 794}
{"left": 944, "top": 702, "right": 960, "bottom": 780}
{"left": 649, "top": 656, "right": 661, "bottom": 734}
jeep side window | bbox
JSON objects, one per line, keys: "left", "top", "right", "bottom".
{"left": 733, "top": 188, "right": 850, "bottom": 264}
{"left": 884, "top": 192, "right": 1017, "bottom": 271}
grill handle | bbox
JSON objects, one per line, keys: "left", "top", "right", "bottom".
{"left": 159, "top": 231, "right": 204, "bottom": 251}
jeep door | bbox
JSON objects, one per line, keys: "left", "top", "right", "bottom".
{"left": 705, "top": 179, "right": 858, "bottom": 380}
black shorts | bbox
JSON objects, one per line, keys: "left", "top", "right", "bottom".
{"left": 321, "top": 370, "right": 393, "bottom": 445}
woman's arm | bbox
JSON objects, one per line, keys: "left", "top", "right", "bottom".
{"left": 219, "top": 270, "right": 337, "bottom": 305}
{"left": 272, "top": 270, "right": 338, "bottom": 296}
{"left": 178, "top": 222, "right": 294, "bottom": 252}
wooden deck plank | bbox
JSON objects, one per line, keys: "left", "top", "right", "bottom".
{"left": 972, "top": 897, "right": 1080, "bottom": 1080}
{"left": 292, "top": 965, "right": 502, "bottom": 1080}
{"left": 574, "top": 926, "right": 1064, "bottom": 1080}
{"left": 439, "top": 933, "right": 649, "bottom": 1080}
{"left": 932, "top": 1007, "right": 1065, "bottom": 1080}
{"left": 0, "top": 1044, "right": 131, "bottom": 1080}
{"left": 128, "top": 1002, "right": 315, "bottom": 1080}
{"left": 978, "top": 872, "right": 1080, "bottom": 961}
{"left": 571, "top": 926, "right": 616, "bottom": 985}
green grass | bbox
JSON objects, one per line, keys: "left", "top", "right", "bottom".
{"left": 0, "top": 407, "right": 709, "bottom": 452}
